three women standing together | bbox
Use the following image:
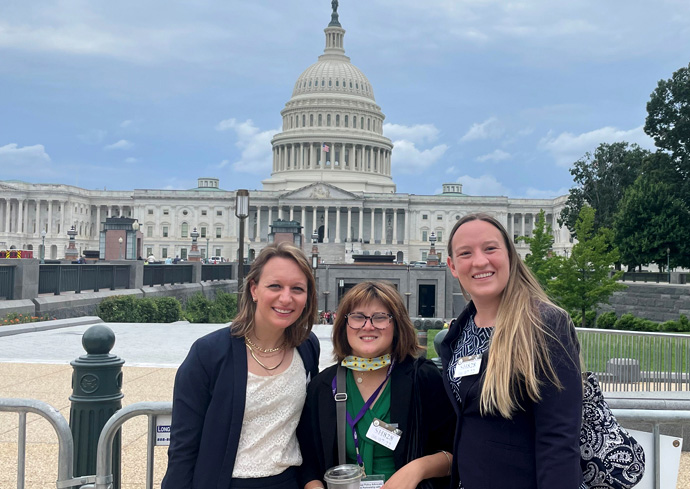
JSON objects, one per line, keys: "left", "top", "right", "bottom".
{"left": 164, "top": 211, "right": 584, "bottom": 489}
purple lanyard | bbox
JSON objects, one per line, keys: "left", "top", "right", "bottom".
{"left": 332, "top": 362, "right": 395, "bottom": 468}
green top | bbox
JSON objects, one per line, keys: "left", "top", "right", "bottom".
{"left": 345, "top": 369, "right": 396, "bottom": 480}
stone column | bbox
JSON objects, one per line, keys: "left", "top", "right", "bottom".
{"left": 255, "top": 205, "right": 261, "bottom": 242}
{"left": 312, "top": 206, "right": 317, "bottom": 235}
{"left": 381, "top": 208, "right": 386, "bottom": 243}
{"left": 291, "top": 144, "right": 296, "bottom": 170}
{"left": 370, "top": 208, "right": 375, "bottom": 243}
{"left": 289, "top": 206, "right": 294, "bottom": 221}
{"left": 35, "top": 200, "right": 41, "bottom": 235}
{"left": 393, "top": 209, "right": 398, "bottom": 244}
{"left": 335, "top": 207, "right": 341, "bottom": 243}
{"left": 278, "top": 206, "right": 283, "bottom": 220}
{"left": 521, "top": 214, "right": 525, "bottom": 237}
{"left": 403, "top": 210, "right": 409, "bottom": 244}
{"left": 48, "top": 201, "right": 53, "bottom": 234}
{"left": 358, "top": 208, "right": 363, "bottom": 241}
{"left": 4, "top": 199, "right": 10, "bottom": 232}
{"left": 347, "top": 207, "right": 352, "bottom": 241}
{"left": 301, "top": 207, "right": 306, "bottom": 232}
{"left": 324, "top": 206, "right": 330, "bottom": 243}
{"left": 268, "top": 207, "right": 273, "bottom": 229}
{"left": 320, "top": 144, "right": 326, "bottom": 166}
{"left": 18, "top": 200, "right": 24, "bottom": 234}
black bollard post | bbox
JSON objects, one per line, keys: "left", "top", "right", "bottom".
{"left": 69, "top": 324, "right": 124, "bottom": 488}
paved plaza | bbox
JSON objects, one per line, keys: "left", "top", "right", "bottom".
{"left": 0, "top": 320, "right": 688, "bottom": 488}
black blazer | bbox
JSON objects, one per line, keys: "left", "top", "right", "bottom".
{"left": 298, "top": 356, "right": 455, "bottom": 489}
{"left": 440, "top": 302, "right": 583, "bottom": 489}
{"left": 161, "top": 327, "right": 320, "bottom": 489}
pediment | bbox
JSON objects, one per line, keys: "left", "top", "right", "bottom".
{"left": 281, "top": 182, "right": 359, "bottom": 202}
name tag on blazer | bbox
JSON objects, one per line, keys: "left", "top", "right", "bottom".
{"left": 454, "top": 354, "right": 482, "bottom": 378}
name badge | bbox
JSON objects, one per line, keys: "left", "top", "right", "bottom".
{"left": 360, "top": 475, "right": 385, "bottom": 489}
{"left": 453, "top": 354, "right": 482, "bottom": 378}
{"left": 365, "top": 418, "right": 402, "bottom": 451}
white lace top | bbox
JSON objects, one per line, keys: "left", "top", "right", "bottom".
{"left": 232, "top": 351, "right": 307, "bottom": 478}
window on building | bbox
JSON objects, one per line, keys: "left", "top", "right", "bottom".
{"left": 147, "top": 209, "right": 153, "bottom": 215}
{"left": 162, "top": 248, "right": 168, "bottom": 259}
{"left": 147, "top": 226, "right": 153, "bottom": 238}
{"left": 200, "top": 226, "right": 207, "bottom": 238}
{"left": 422, "top": 251, "right": 428, "bottom": 261}
{"left": 318, "top": 114, "right": 322, "bottom": 126}
{"left": 216, "top": 227, "right": 221, "bottom": 238}
{"left": 182, "top": 210, "right": 188, "bottom": 216}
{"left": 437, "top": 215, "right": 443, "bottom": 220}
{"left": 344, "top": 115, "right": 348, "bottom": 127}
{"left": 336, "top": 114, "right": 340, "bottom": 127}
{"left": 217, "top": 210, "right": 222, "bottom": 216}
{"left": 310, "top": 114, "right": 314, "bottom": 126}
{"left": 215, "top": 248, "right": 221, "bottom": 257}
{"left": 181, "top": 223, "right": 188, "bottom": 238}
{"left": 436, "top": 231, "right": 443, "bottom": 242}
{"left": 163, "top": 209, "right": 169, "bottom": 215}
{"left": 422, "top": 231, "right": 428, "bottom": 241}
{"left": 181, "top": 248, "right": 188, "bottom": 260}
{"left": 422, "top": 214, "right": 428, "bottom": 220}
{"left": 201, "top": 210, "right": 207, "bottom": 216}
{"left": 353, "top": 116, "right": 357, "bottom": 128}
{"left": 302, "top": 114, "right": 306, "bottom": 126}
{"left": 146, "top": 247, "right": 153, "bottom": 257}
{"left": 327, "top": 114, "right": 331, "bottom": 126}
{"left": 163, "top": 226, "right": 169, "bottom": 238}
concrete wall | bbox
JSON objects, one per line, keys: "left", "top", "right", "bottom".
{"left": 0, "top": 280, "right": 237, "bottom": 319}
{"left": 599, "top": 283, "right": 690, "bottom": 322}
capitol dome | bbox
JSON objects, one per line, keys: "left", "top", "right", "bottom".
{"left": 262, "top": 3, "right": 395, "bottom": 194}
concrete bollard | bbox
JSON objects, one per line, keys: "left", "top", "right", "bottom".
{"left": 69, "top": 324, "right": 124, "bottom": 488}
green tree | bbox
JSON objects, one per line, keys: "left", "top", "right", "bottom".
{"left": 645, "top": 62, "right": 690, "bottom": 179}
{"left": 613, "top": 174, "right": 690, "bottom": 270}
{"left": 550, "top": 206, "right": 625, "bottom": 328}
{"left": 518, "top": 209, "right": 559, "bottom": 288}
{"left": 558, "top": 142, "right": 649, "bottom": 237}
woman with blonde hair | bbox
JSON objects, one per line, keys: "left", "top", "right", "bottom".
{"left": 299, "top": 281, "right": 454, "bottom": 489}
{"left": 441, "top": 213, "right": 582, "bottom": 489}
{"left": 162, "top": 242, "right": 320, "bottom": 489}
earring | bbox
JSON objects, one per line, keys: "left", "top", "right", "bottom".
{"left": 252, "top": 297, "right": 257, "bottom": 303}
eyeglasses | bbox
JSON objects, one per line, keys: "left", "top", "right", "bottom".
{"left": 346, "top": 313, "right": 393, "bottom": 330}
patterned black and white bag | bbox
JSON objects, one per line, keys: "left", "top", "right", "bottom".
{"left": 580, "top": 371, "right": 646, "bottom": 489}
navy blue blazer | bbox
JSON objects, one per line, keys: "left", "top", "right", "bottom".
{"left": 297, "top": 356, "right": 455, "bottom": 489}
{"left": 440, "top": 302, "right": 582, "bottom": 489}
{"left": 161, "top": 327, "right": 320, "bottom": 489}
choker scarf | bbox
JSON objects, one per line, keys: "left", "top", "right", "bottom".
{"left": 341, "top": 353, "right": 392, "bottom": 371}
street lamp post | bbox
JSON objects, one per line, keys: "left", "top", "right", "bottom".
{"left": 235, "top": 190, "right": 250, "bottom": 301}
{"left": 404, "top": 292, "right": 412, "bottom": 314}
{"left": 206, "top": 237, "right": 210, "bottom": 263}
{"left": 323, "top": 290, "right": 330, "bottom": 314}
{"left": 667, "top": 247, "right": 671, "bottom": 283}
{"left": 118, "top": 237, "right": 123, "bottom": 260}
{"left": 40, "top": 229, "right": 46, "bottom": 264}
{"left": 311, "top": 229, "right": 319, "bottom": 277}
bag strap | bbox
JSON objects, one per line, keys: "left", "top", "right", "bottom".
{"left": 336, "top": 365, "right": 348, "bottom": 465}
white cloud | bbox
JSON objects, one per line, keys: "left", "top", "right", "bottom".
{"left": 216, "top": 118, "right": 279, "bottom": 174}
{"left": 104, "top": 139, "right": 133, "bottom": 150}
{"left": 476, "top": 149, "right": 511, "bottom": 162}
{"left": 521, "top": 186, "right": 570, "bottom": 199}
{"left": 78, "top": 129, "right": 107, "bottom": 144}
{"left": 445, "top": 165, "right": 457, "bottom": 175}
{"left": 460, "top": 117, "right": 503, "bottom": 143}
{"left": 0, "top": 143, "right": 52, "bottom": 178}
{"left": 120, "top": 120, "right": 133, "bottom": 128}
{"left": 124, "top": 157, "right": 138, "bottom": 163}
{"left": 383, "top": 123, "right": 440, "bottom": 145}
{"left": 455, "top": 174, "right": 510, "bottom": 196}
{"left": 391, "top": 140, "right": 448, "bottom": 174}
{"left": 538, "top": 125, "right": 655, "bottom": 167}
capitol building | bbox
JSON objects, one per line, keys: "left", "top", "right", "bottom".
{"left": 0, "top": 4, "right": 572, "bottom": 264}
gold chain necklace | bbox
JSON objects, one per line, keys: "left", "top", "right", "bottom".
{"left": 244, "top": 335, "right": 284, "bottom": 353}
{"left": 246, "top": 342, "right": 286, "bottom": 371}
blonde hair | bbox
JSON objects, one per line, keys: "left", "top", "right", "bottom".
{"left": 331, "top": 281, "right": 423, "bottom": 363}
{"left": 230, "top": 242, "right": 317, "bottom": 348}
{"left": 447, "top": 213, "right": 566, "bottom": 418}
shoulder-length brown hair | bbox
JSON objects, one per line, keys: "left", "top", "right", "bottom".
{"left": 447, "top": 212, "right": 566, "bottom": 418}
{"left": 331, "top": 281, "right": 422, "bottom": 363}
{"left": 230, "top": 242, "right": 317, "bottom": 348}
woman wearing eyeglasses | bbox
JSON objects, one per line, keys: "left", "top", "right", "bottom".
{"left": 298, "top": 281, "right": 455, "bottom": 489}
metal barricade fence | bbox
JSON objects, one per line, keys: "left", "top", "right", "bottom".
{"left": 0, "top": 398, "right": 94, "bottom": 489}
{"left": 577, "top": 327, "right": 690, "bottom": 391}
{"left": 82, "top": 401, "right": 172, "bottom": 489}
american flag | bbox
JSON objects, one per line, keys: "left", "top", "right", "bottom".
{"left": 322, "top": 143, "right": 330, "bottom": 152}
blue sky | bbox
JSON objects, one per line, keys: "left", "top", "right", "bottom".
{"left": 1, "top": 0, "right": 688, "bottom": 198}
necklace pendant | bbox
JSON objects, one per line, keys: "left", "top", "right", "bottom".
{"left": 357, "top": 376, "right": 363, "bottom": 384}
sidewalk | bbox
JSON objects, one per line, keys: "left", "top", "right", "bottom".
{"left": 0, "top": 321, "right": 688, "bottom": 488}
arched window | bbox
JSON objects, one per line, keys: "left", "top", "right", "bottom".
{"left": 335, "top": 114, "right": 340, "bottom": 127}
{"left": 310, "top": 114, "right": 314, "bottom": 126}
{"left": 181, "top": 222, "right": 189, "bottom": 238}
{"left": 344, "top": 115, "right": 349, "bottom": 127}
{"left": 318, "top": 114, "right": 323, "bottom": 126}
{"left": 353, "top": 116, "right": 357, "bottom": 128}
{"left": 302, "top": 114, "right": 306, "bottom": 126}
{"left": 327, "top": 114, "right": 331, "bottom": 126}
